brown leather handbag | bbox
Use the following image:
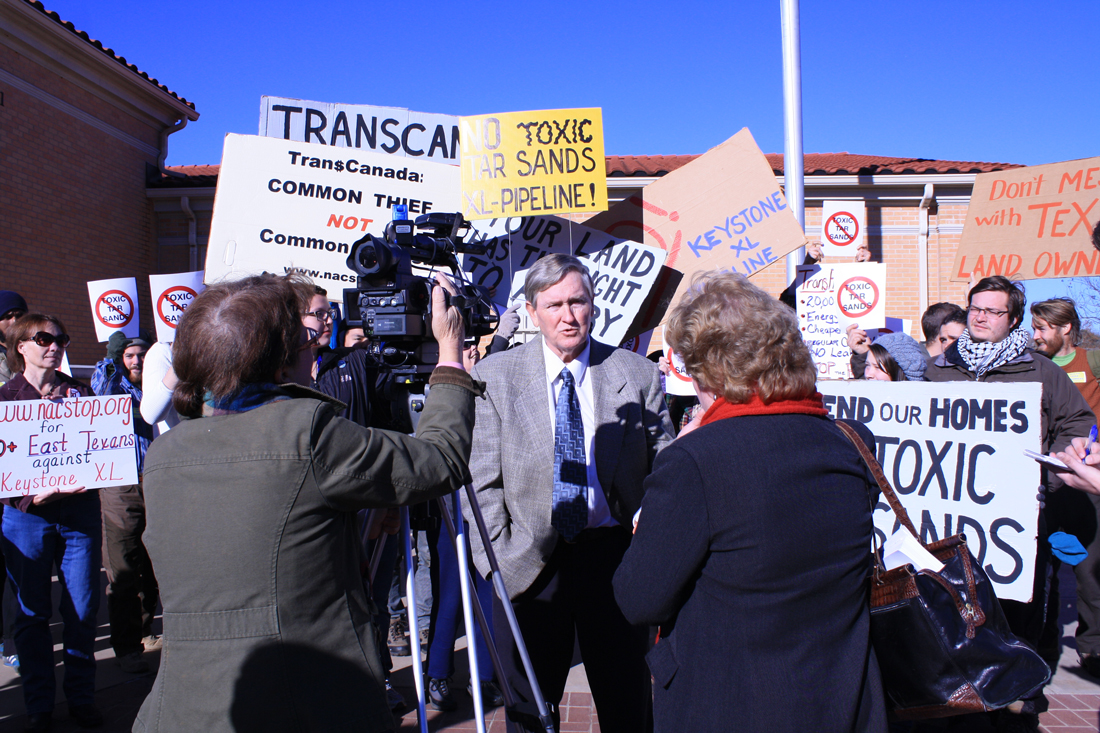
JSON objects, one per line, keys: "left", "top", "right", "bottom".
{"left": 836, "top": 421, "right": 1051, "bottom": 720}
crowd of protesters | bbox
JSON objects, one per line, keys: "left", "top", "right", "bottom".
{"left": 3, "top": 228, "right": 1100, "bottom": 733}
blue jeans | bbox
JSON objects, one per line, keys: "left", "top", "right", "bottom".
{"left": 2, "top": 493, "right": 102, "bottom": 714}
{"left": 427, "top": 520, "right": 494, "bottom": 682}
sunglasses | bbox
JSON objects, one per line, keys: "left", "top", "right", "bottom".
{"left": 26, "top": 332, "right": 71, "bottom": 348}
{"left": 298, "top": 326, "right": 320, "bottom": 352}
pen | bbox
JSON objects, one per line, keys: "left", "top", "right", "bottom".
{"left": 1087, "top": 425, "right": 1098, "bottom": 458}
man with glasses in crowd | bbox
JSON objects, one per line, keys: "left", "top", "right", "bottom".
{"left": 0, "top": 291, "right": 28, "bottom": 386}
{"left": 926, "top": 275, "right": 1095, "bottom": 732}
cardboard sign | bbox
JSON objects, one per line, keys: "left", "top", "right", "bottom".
{"left": 820, "top": 200, "right": 867, "bottom": 258}
{"left": 0, "top": 394, "right": 140, "bottom": 496}
{"left": 584, "top": 129, "right": 807, "bottom": 320}
{"left": 459, "top": 108, "right": 607, "bottom": 220}
{"left": 87, "top": 277, "right": 140, "bottom": 342}
{"left": 259, "top": 96, "right": 460, "bottom": 164}
{"left": 819, "top": 381, "right": 1043, "bottom": 603}
{"left": 795, "top": 263, "right": 887, "bottom": 380}
{"left": 149, "top": 271, "right": 205, "bottom": 343}
{"left": 463, "top": 215, "right": 667, "bottom": 342}
{"left": 204, "top": 134, "right": 461, "bottom": 287}
{"left": 498, "top": 235, "right": 665, "bottom": 347}
{"left": 952, "top": 156, "right": 1100, "bottom": 282}
{"left": 661, "top": 333, "right": 695, "bottom": 397}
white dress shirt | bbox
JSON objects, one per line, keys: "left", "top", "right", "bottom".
{"left": 541, "top": 339, "right": 617, "bottom": 529}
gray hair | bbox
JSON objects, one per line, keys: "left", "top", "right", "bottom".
{"left": 523, "top": 254, "right": 594, "bottom": 308}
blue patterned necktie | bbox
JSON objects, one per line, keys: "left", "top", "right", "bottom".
{"left": 552, "top": 367, "right": 588, "bottom": 542}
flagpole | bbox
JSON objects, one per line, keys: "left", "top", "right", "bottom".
{"left": 781, "top": 0, "right": 806, "bottom": 283}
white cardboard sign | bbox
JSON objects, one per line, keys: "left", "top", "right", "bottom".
{"left": 819, "top": 380, "right": 1042, "bottom": 603}
{"left": 149, "top": 271, "right": 205, "bottom": 343}
{"left": 86, "top": 278, "right": 140, "bottom": 342}
{"left": 796, "top": 263, "right": 887, "bottom": 379}
{"left": 259, "top": 96, "right": 460, "bottom": 165}
{"left": 660, "top": 333, "right": 695, "bottom": 397}
{"left": 204, "top": 134, "right": 461, "bottom": 288}
{"left": 821, "top": 200, "right": 867, "bottom": 258}
{"left": 0, "top": 394, "right": 140, "bottom": 496}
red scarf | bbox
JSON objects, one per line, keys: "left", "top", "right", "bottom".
{"left": 699, "top": 393, "right": 829, "bottom": 427}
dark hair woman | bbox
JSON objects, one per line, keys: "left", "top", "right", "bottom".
{"left": 133, "top": 273, "right": 479, "bottom": 732}
{"left": 612, "top": 272, "right": 886, "bottom": 732}
{"left": 0, "top": 314, "right": 104, "bottom": 731}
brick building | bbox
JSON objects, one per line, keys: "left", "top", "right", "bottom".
{"left": 0, "top": 0, "right": 198, "bottom": 365}
{"left": 2, "top": 0, "right": 1020, "bottom": 368}
{"left": 150, "top": 154, "right": 1019, "bottom": 343}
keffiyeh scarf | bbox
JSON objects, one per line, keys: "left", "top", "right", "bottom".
{"left": 954, "top": 327, "right": 1031, "bottom": 377}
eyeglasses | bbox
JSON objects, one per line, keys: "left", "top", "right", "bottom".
{"left": 0, "top": 310, "right": 25, "bottom": 321}
{"left": 25, "top": 332, "right": 71, "bottom": 348}
{"left": 302, "top": 309, "right": 334, "bottom": 323}
{"left": 967, "top": 306, "right": 1009, "bottom": 319}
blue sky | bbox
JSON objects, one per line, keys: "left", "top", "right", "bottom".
{"left": 42, "top": 0, "right": 1099, "bottom": 168}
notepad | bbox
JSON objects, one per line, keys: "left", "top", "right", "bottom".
{"left": 882, "top": 528, "right": 945, "bottom": 573}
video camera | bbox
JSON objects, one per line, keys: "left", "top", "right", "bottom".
{"left": 342, "top": 206, "right": 495, "bottom": 372}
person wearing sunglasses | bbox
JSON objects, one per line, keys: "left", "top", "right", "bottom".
{"left": 925, "top": 275, "right": 1095, "bottom": 730}
{"left": 0, "top": 290, "right": 28, "bottom": 387}
{"left": 0, "top": 314, "right": 104, "bottom": 731}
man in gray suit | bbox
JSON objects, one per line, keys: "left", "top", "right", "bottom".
{"left": 467, "top": 254, "right": 674, "bottom": 733}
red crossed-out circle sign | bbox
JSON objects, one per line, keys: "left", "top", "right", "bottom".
{"left": 94, "top": 290, "right": 134, "bottom": 329}
{"left": 837, "top": 277, "right": 880, "bottom": 318}
{"left": 664, "top": 345, "right": 692, "bottom": 383}
{"left": 157, "top": 286, "right": 198, "bottom": 329}
{"left": 824, "top": 211, "right": 860, "bottom": 247}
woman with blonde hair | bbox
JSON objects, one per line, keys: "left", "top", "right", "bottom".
{"left": 613, "top": 271, "right": 886, "bottom": 732}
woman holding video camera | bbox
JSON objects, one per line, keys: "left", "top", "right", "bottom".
{"left": 613, "top": 272, "right": 886, "bottom": 732}
{"left": 133, "top": 273, "right": 478, "bottom": 733}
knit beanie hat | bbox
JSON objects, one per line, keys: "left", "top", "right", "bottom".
{"left": 873, "top": 332, "right": 927, "bottom": 381}
{"left": 0, "top": 291, "right": 27, "bottom": 318}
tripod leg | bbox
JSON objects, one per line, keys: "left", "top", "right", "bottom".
{"left": 437, "top": 497, "right": 513, "bottom": 708}
{"left": 449, "top": 493, "right": 486, "bottom": 733}
{"left": 463, "top": 484, "right": 556, "bottom": 733}
{"left": 402, "top": 508, "right": 429, "bottom": 733}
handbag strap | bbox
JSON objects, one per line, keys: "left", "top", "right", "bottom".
{"left": 834, "top": 420, "right": 919, "bottom": 540}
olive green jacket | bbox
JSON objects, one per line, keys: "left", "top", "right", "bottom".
{"left": 134, "top": 369, "right": 477, "bottom": 733}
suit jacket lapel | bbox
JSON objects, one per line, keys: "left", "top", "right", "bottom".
{"left": 591, "top": 341, "right": 627, "bottom": 494}
{"left": 514, "top": 338, "right": 555, "bottom": 507}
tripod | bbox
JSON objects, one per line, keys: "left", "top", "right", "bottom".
{"left": 368, "top": 483, "right": 555, "bottom": 733}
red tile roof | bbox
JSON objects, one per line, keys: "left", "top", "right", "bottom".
{"left": 157, "top": 152, "right": 1020, "bottom": 188}
{"left": 25, "top": 0, "right": 195, "bottom": 111}
{"left": 607, "top": 152, "right": 1020, "bottom": 177}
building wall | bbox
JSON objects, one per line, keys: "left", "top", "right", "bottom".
{"left": 0, "top": 34, "right": 182, "bottom": 364}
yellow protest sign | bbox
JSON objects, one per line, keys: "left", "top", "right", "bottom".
{"left": 459, "top": 108, "right": 607, "bottom": 220}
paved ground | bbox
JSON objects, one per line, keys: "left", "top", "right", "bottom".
{"left": 0, "top": 565, "right": 1098, "bottom": 732}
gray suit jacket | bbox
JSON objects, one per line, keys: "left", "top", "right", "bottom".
{"left": 466, "top": 336, "right": 674, "bottom": 598}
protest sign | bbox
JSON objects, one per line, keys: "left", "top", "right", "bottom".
{"left": 0, "top": 394, "right": 140, "bottom": 497}
{"left": 259, "top": 96, "right": 460, "bottom": 165}
{"left": 204, "top": 134, "right": 460, "bottom": 288}
{"left": 796, "top": 263, "right": 887, "bottom": 379}
{"left": 86, "top": 277, "right": 139, "bottom": 342}
{"left": 952, "top": 156, "right": 1100, "bottom": 282}
{"left": 584, "top": 129, "right": 806, "bottom": 323}
{"left": 149, "top": 271, "right": 205, "bottom": 343}
{"left": 459, "top": 108, "right": 607, "bottom": 220}
{"left": 818, "top": 381, "right": 1042, "bottom": 603}
{"left": 661, "top": 333, "right": 695, "bottom": 397}
{"left": 497, "top": 232, "right": 666, "bottom": 347}
{"left": 820, "top": 201, "right": 866, "bottom": 258}
{"left": 464, "top": 215, "right": 667, "bottom": 344}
